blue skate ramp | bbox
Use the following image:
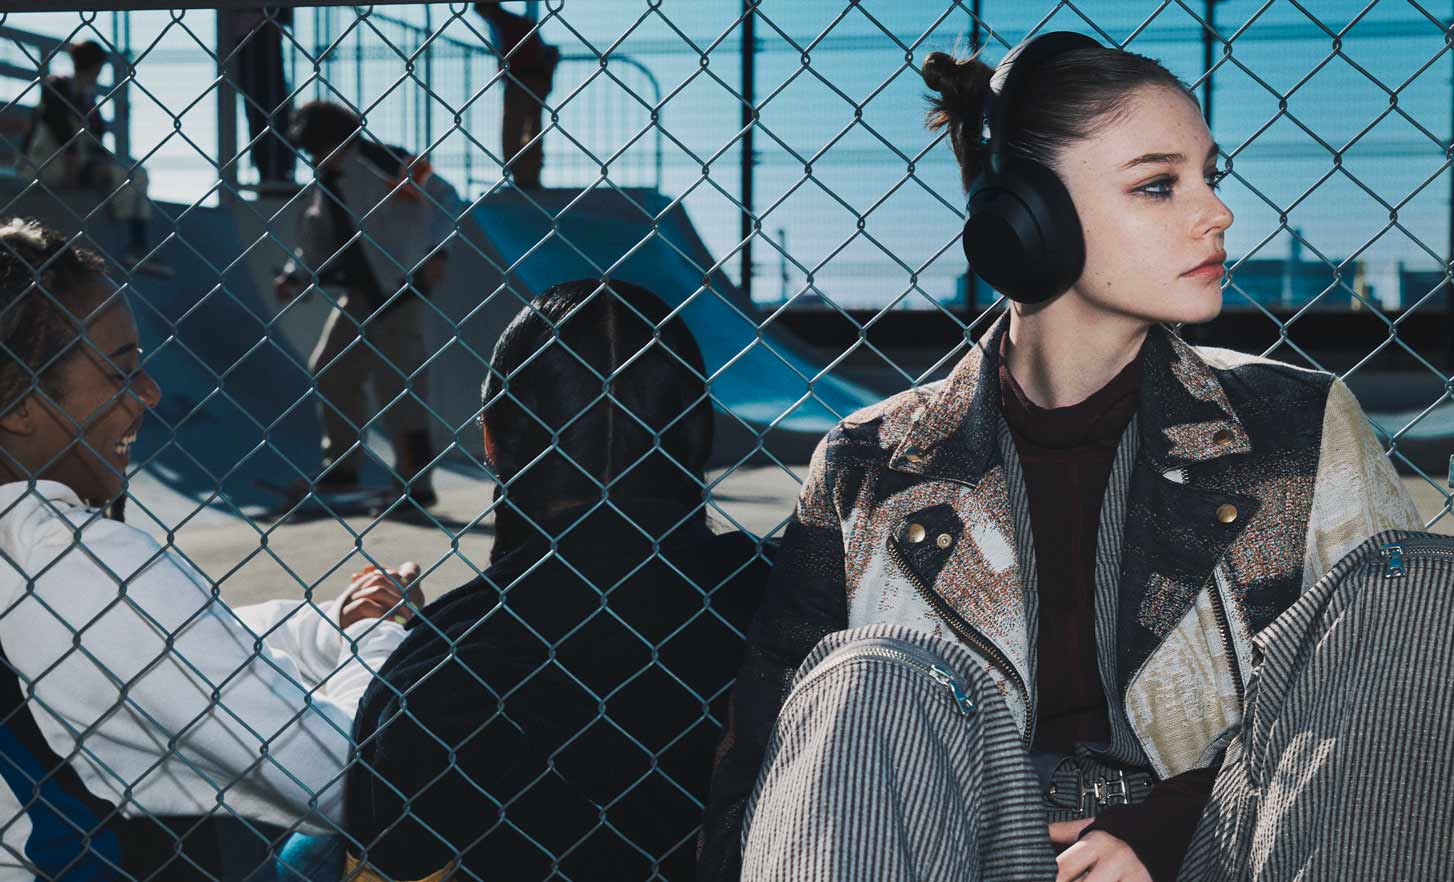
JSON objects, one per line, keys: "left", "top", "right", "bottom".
{"left": 470, "top": 188, "right": 879, "bottom": 451}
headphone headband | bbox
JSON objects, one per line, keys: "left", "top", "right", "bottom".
{"left": 962, "top": 31, "right": 1104, "bottom": 305}
{"left": 982, "top": 31, "right": 1101, "bottom": 176}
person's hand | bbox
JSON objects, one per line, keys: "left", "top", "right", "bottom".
{"left": 1054, "top": 830, "right": 1152, "bottom": 882}
{"left": 339, "top": 562, "right": 424, "bottom": 628}
{"left": 273, "top": 274, "right": 303, "bottom": 303}
{"left": 1049, "top": 818, "right": 1095, "bottom": 851}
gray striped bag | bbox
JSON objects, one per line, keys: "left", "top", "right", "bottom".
{"left": 1179, "top": 529, "right": 1454, "bottom": 882}
{"left": 739, "top": 623, "right": 1059, "bottom": 882}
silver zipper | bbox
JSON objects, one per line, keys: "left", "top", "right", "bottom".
{"left": 886, "top": 541, "right": 1027, "bottom": 739}
{"left": 804, "top": 644, "right": 977, "bottom": 717}
{"left": 1380, "top": 543, "right": 1406, "bottom": 578}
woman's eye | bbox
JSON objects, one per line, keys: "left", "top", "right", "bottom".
{"left": 1206, "top": 168, "right": 1229, "bottom": 190}
{"left": 1139, "top": 178, "right": 1174, "bottom": 198}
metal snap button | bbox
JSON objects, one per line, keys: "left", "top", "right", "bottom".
{"left": 1212, "top": 428, "right": 1234, "bottom": 446}
{"left": 906, "top": 523, "right": 927, "bottom": 544}
{"left": 935, "top": 533, "right": 953, "bottom": 549}
{"left": 1216, "top": 503, "right": 1238, "bottom": 524}
{"left": 904, "top": 446, "right": 924, "bottom": 464}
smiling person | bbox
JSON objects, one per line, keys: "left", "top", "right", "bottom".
{"left": 0, "top": 218, "right": 419, "bottom": 882}
{"left": 699, "top": 33, "right": 1423, "bottom": 882}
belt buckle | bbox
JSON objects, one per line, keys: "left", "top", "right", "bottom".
{"left": 1077, "top": 768, "right": 1133, "bottom": 814}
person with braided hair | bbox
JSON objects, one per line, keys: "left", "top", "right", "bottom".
{"left": 0, "top": 218, "right": 418, "bottom": 881}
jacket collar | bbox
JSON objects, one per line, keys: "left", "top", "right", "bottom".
{"left": 889, "top": 311, "right": 1252, "bottom": 483}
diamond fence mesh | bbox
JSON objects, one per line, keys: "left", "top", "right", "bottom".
{"left": 0, "top": 0, "right": 1450, "bottom": 879}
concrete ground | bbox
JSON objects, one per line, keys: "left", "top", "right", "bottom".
{"left": 125, "top": 461, "right": 1454, "bottom": 610}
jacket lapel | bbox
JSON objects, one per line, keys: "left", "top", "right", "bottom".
{"left": 878, "top": 315, "right": 1033, "bottom": 686}
{"left": 1115, "top": 327, "right": 1261, "bottom": 692}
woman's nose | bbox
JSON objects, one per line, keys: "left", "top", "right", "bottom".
{"left": 133, "top": 369, "right": 162, "bottom": 409}
{"left": 1204, "top": 190, "right": 1234, "bottom": 236}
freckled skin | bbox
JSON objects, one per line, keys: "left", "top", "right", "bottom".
{"left": 1004, "top": 84, "right": 1235, "bottom": 409}
{"left": 1055, "top": 85, "right": 1234, "bottom": 326}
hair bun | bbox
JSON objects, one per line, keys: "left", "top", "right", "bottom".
{"left": 921, "top": 51, "right": 959, "bottom": 95}
{"left": 0, "top": 218, "right": 48, "bottom": 251}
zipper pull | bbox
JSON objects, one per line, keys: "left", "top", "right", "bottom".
{"left": 928, "top": 665, "right": 976, "bottom": 717}
{"left": 1380, "top": 543, "right": 1405, "bottom": 579}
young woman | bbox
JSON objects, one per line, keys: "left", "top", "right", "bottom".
{"left": 343, "top": 279, "right": 771, "bottom": 882}
{"left": 699, "top": 33, "right": 1423, "bottom": 882}
{"left": 0, "top": 218, "right": 418, "bottom": 881}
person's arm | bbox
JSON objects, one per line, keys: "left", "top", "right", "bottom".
{"left": 234, "top": 564, "right": 420, "bottom": 690}
{"left": 421, "top": 167, "right": 460, "bottom": 260}
{"left": 277, "top": 187, "right": 335, "bottom": 300}
{"left": 1300, "top": 377, "right": 1422, "bottom": 587}
{"left": 3, "top": 511, "right": 405, "bottom": 829}
{"left": 697, "top": 432, "right": 851, "bottom": 882}
{"left": 33, "top": 77, "right": 83, "bottom": 167}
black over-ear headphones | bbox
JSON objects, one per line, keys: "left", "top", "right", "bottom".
{"left": 963, "top": 31, "right": 1102, "bottom": 304}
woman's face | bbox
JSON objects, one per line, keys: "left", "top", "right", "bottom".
{"left": 2, "top": 280, "right": 162, "bottom": 507}
{"left": 1053, "top": 84, "right": 1234, "bottom": 325}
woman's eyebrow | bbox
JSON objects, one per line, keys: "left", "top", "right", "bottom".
{"left": 1120, "top": 142, "right": 1221, "bottom": 171}
{"left": 1121, "top": 151, "right": 1183, "bottom": 170}
{"left": 107, "top": 343, "right": 140, "bottom": 358}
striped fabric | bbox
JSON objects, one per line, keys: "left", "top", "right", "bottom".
{"left": 739, "top": 624, "right": 1058, "bottom": 882}
{"left": 1179, "top": 529, "right": 1454, "bottom": 881}
{"left": 997, "top": 413, "right": 1154, "bottom": 779}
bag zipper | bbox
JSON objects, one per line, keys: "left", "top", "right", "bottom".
{"left": 806, "top": 642, "right": 977, "bottom": 717}
{"left": 1377, "top": 540, "right": 1454, "bottom": 577}
{"left": 886, "top": 540, "right": 1030, "bottom": 744}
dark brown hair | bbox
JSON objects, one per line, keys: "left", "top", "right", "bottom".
{"left": 481, "top": 278, "right": 714, "bottom": 559}
{"left": 922, "top": 42, "right": 1195, "bottom": 191}
{"left": 67, "top": 40, "right": 106, "bottom": 75}
{"left": 0, "top": 219, "right": 108, "bottom": 415}
{"left": 287, "top": 99, "right": 362, "bottom": 158}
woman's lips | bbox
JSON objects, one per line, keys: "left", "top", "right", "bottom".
{"left": 1183, "top": 263, "right": 1225, "bottom": 280}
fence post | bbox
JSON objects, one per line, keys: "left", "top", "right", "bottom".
{"left": 216, "top": 12, "right": 237, "bottom": 204}
{"left": 1202, "top": 0, "right": 1216, "bottom": 127}
{"left": 740, "top": 0, "right": 756, "bottom": 302}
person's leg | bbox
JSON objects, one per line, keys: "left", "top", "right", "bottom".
{"left": 91, "top": 158, "right": 173, "bottom": 277}
{"left": 741, "top": 624, "right": 1058, "bottom": 882}
{"left": 370, "top": 296, "right": 436, "bottom": 505}
{"left": 308, "top": 290, "right": 374, "bottom": 488}
{"left": 237, "top": 16, "right": 295, "bottom": 184}
{"left": 502, "top": 70, "right": 550, "bottom": 188}
{"left": 1179, "top": 530, "right": 1454, "bottom": 882}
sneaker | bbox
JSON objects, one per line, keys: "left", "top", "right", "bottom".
{"left": 124, "top": 248, "right": 175, "bottom": 279}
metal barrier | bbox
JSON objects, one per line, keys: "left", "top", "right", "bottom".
{"left": 0, "top": 1, "right": 1450, "bottom": 879}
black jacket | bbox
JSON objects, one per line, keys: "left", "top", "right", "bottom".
{"left": 347, "top": 500, "right": 772, "bottom": 881}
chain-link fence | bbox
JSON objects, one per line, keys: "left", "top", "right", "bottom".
{"left": 0, "top": 0, "right": 1452, "bottom": 879}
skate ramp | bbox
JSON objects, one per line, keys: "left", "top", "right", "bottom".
{"left": 467, "top": 187, "right": 879, "bottom": 461}
{"left": 0, "top": 180, "right": 881, "bottom": 516}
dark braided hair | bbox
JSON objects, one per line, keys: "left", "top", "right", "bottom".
{"left": 481, "top": 279, "right": 714, "bottom": 560}
{"left": 921, "top": 41, "right": 1194, "bottom": 192}
{"left": 0, "top": 218, "right": 108, "bottom": 418}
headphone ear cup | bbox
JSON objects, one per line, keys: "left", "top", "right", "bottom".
{"left": 962, "top": 157, "right": 1085, "bottom": 305}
